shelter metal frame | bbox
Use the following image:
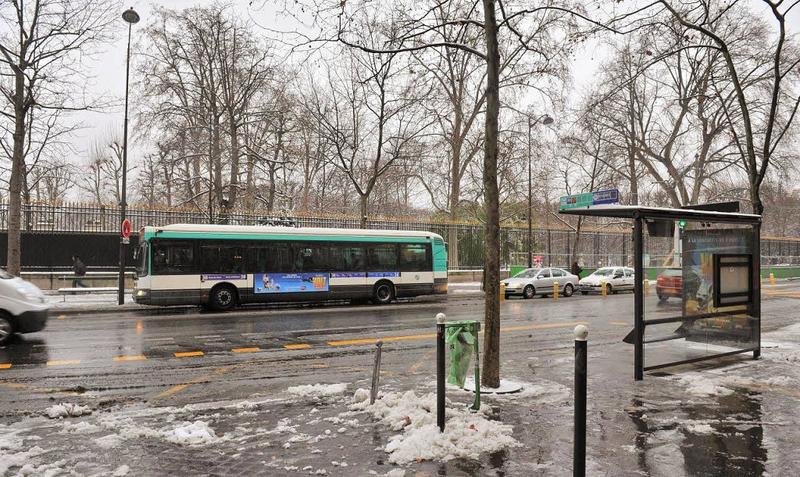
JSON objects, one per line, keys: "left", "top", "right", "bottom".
{"left": 560, "top": 205, "right": 762, "bottom": 380}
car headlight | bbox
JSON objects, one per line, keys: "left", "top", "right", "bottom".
{"left": 136, "top": 289, "right": 148, "bottom": 297}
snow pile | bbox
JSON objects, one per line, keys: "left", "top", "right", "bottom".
{"left": 674, "top": 373, "right": 754, "bottom": 398}
{"left": 0, "top": 446, "right": 45, "bottom": 475}
{"left": 351, "top": 389, "right": 520, "bottom": 464}
{"left": 113, "top": 464, "right": 131, "bottom": 476}
{"left": 45, "top": 403, "right": 92, "bottom": 419}
{"left": 287, "top": 383, "right": 348, "bottom": 398}
{"left": 353, "top": 388, "right": 370, "bottom": 403}
{"left": 164, "top": 420, "right": 220, "bottom": 445}
{"left": 60, "top": 421, "right": 100, "bottom": 434}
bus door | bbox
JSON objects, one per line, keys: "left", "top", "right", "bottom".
{"left": 150, "top": 240, "right": 202, "bottom": 303}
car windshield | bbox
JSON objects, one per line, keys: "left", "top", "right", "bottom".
{"left": 0, "top": 269, "right": 13, "bottom": 279}
{"left": 513, "top": 268, "right": 541, "bottom": 278}
{"left": 592, "top": 268, "right": 615, "bottom": 276}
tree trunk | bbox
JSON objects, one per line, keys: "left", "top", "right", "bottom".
{"left": 228, "top": 118, "right": 240, "bottom": 213}
{"left": 481, "top": 0, "right": 501, "bottom": 389}
{"left": 8, "top": 99, "right": 25, "bottom": 276}
{"left": 359, "top": 194, "right": 368, "bottom": 229}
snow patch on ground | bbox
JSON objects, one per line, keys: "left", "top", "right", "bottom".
{"left": 350, "top": 389, "right": 520, "bottom": 464}
{"left": 673, "top": 373, "right": 754, "bottom": 398}
{"left": 113, "top": 464, "right": 131, "bottom": 476}
{"left": 163, "top": 420, "right": 220, "bottom": 446}
{"left": 288, "top": 383, "right": 348, "bottom": 398}
{"left": 60, "top": 420, "right": 100, "bottom": 434}
{"left": 45, "top": 402, "right": 92, "bottom": 419}
{"left": 684, "top": 422, "right": 716, "bottom": 434}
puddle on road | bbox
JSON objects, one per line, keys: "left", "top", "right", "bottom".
{"left": 627, "top": 390, "right": 767, "bottom": 476}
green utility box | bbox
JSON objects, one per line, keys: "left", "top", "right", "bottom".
{"left": 445, "top": 320, "right": 481, "bottom": 410}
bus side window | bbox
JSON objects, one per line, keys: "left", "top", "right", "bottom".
{"left": 367, "top": 243, "right": 399, "bottom": 271}
{"left": 342, "top": 245, "right": 364, "bottom": 272}
{"left": 399, "top": 244, "right": 429, "bottom": 272}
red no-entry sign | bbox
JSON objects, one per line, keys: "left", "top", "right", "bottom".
{"left": 121, "top": 219, "right": 132, "bottom": 238}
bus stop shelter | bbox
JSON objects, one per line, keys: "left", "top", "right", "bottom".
{"left": 560, "top": 205, "right": 761, "bottom": 380}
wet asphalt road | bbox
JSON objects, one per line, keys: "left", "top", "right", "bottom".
{"left": 2, "top": 283, "right": 800, "bottom": 416}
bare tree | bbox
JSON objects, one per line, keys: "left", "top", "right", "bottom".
{"left": 655, "top": 0, "right": 800, "bottom": 214}
{"left": 0, "top": 0, "right": 115, "bottom": 274}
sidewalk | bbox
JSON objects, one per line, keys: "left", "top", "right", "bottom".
{"left": 3, "top": 321, "right": 799, "bottom": 475}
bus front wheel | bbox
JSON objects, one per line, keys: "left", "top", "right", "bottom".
{"left": 372, "top": 281, "right": 395, "bottom": 305}
{"left": 210, "top": 284, "right": 238, "bottom": 311}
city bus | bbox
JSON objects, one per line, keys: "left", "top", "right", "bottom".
{"left": 132, "top": 224, "right": 448, "bottom": 310}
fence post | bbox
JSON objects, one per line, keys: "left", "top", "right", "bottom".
{"left": 574, "top": 324, "right": 588, "bottom": 477}
{"left": 436, "top": 313, "right": 446, "bottom": 432}
{"left": 370, "top": 340, "right": 383, "bottom": 405}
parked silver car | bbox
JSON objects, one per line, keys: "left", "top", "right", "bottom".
{"left": 578, "top": 266, "right": 635, "bottom": 295}
{"left": 502, "top": 267, "right": 579, "bottom": 299}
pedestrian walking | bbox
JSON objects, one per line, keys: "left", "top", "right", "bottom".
{"left": 71, "top": 255, "right": 87, "bottom": 288}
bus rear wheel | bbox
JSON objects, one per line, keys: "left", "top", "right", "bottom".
{"left": 210, "top": 285, "right": 237, "bottom": 311}
{"left": 372, "top": 281, "right": 395, "bottom": 305}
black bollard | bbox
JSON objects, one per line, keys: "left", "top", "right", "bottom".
{"left": 574, "top": 324, "right": 588, "bottom": 477}
{"left": 436, "top": 313, "right": 446, "bottom": 432}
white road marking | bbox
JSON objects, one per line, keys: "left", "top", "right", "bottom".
{"left": 144, "top": 337, "right": 174, "bottom": 342}
{"left": 195, "top": 335, "right": 222, "bottom": 339}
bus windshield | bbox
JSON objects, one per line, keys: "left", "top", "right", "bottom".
{"left": 135, "top": 242, "right": 148, "bottom": 277}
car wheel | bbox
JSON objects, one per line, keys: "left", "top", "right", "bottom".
{"left": 210, "top": 285, "right": 237, "bottom": 311}
{"left": 563, "top": 283, "right": 574, "bottom": 297}
{"left": 607, "top": 284, "right": 614, "bottom": 295}
{"left": 658, "top": 294, "right": 668, "bottom": 302}
{"left": 523, "top": 285, "right": 535, "bottom": 299}
{"left": 0, "top": 314, "right": 14, "bottom": 345}
{"left": 372, "top": 281, "right": 395, "bottom": 305}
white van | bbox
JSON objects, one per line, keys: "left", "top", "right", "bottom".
{"left": 0, "top": 270, "right": 49, "bottom": 345}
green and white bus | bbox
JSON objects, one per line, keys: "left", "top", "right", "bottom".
{"left": 133, "top": 224, "right": 448, "bottom": 310}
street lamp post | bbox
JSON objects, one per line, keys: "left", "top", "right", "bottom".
{"left": 527, "top": 113, "right": 554, "bottom": 268}
{"left": 118, "top": 7, "right": 139, "bottom": 305}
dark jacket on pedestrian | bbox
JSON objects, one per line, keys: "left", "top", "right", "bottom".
{"left": 72, "top": 257, "right": 87, "bottom": 277}
{"left": 571, "top": 261, "right": 583, "bottom": 277}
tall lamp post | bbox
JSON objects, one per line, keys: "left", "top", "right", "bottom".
{"left": 527, "top": 113, "right": 554, "bottom": 268}
{"left": 118, "top": 7, "right": 139, "bottom": 305}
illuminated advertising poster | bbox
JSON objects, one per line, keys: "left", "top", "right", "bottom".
{"left": 254, "top": 273, "right": 329, "bottom": 294}
{"left": 680, "top": 229, "right": 754, "bottom": 344}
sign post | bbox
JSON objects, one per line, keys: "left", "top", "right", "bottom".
{"left": 119, "top": 219, "right": 132, "bottom": 304}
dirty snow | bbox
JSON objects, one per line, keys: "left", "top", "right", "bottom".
{"left": 113, "top": 464, "right": 131, "bottom": 476}
{"left": 350, "top": 389, "right": 520, "bottom": 464}
{"left": 164, "top": 420, "right": 220, "bottom": 445}
{"left": 45, "top": 402, "right": 92, "bottom": 419}
{"left": 60, "top": 420, "right": 100, "bottom": 434}
{"left": 287, "top": 383, "right": 348, "bottom": 398}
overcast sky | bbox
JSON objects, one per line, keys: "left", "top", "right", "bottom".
{"left": 74, "top": 0, "right": 800, "bottom": 192}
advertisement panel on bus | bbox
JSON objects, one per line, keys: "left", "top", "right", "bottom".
{"left": 254, "top": 273, "right": 329, "bottom": 294}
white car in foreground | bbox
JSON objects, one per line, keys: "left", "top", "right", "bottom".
{"left": 578, "top": 266, "right": 635, "bottom": 295}
{"left": 0, "top": 270, "right": 49, "bottom": 345}
{"left": 502, "top": 267, "right": 579, "bottom": 299}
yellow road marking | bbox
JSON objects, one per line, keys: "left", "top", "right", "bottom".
{"left": 174, "top": 351, "right": 204, "bottom": 358}
{"left": 47, "top": 359, "right": 80, "bottom": 366}
{"left": 0, "top": 363, "right": 11, "bottom": 370}
{"left": 328, "top": 321, "right": 587, "bottom": 347}
{"left": 610, "top": 321, "right": 629, "bottom": 326}
{"left": 155, "top": 366, "right": 231, "bottom": 399}
{"left": 284, "top": 343, "right": 312, "bottom": 350}
{"left": 57, "top": 315, "right": 67, "bottom": 320}
{"left": 232, "top": 347, "right": 261, "bottom": 353}
{"left": 114, "top": 355, "right": 147, "bottom": 362}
